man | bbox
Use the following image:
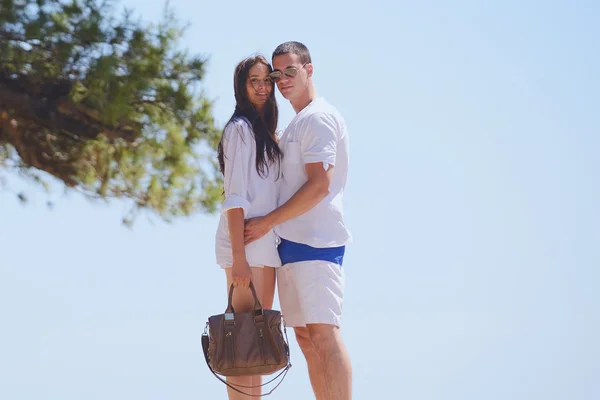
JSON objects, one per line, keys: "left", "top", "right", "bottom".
{"left": 244, "top": 41, "right": 352, "bottom": 400}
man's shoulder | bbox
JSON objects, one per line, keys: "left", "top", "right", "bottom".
{"left": 300, "top": 100, "right": 347, "bottom": 138}
{"left": 305, "top": 99, "right": 343, "bottom": 120}
{"left": 300, "top": 105, "right": 342, "bottom": 127}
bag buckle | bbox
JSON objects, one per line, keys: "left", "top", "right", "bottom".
{"left": 224, "top": 312, "right": 235, "bottom": 326}
{"left": 253, "top": 309, "right": 265, "bottom": 323}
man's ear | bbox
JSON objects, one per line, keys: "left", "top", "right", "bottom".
{"left": 307, "top": 63, "right": 314, "bottom": 78}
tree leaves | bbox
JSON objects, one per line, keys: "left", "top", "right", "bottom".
{"left": 0, "top": 0, "right": 222, "bottom": 223}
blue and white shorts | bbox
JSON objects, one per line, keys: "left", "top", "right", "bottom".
{"left": 276, "top": 238, "right": 346, "bottom": 328}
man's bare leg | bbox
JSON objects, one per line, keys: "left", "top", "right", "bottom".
{"left": 307, "top": 323, "right": 352, "bottom": 400}
{"left": 294, "top": 326, "right": 328, "bottom": 400}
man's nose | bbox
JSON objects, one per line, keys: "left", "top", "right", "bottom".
{"left": 277, "top": 75, "right": 290, "bottom": 86}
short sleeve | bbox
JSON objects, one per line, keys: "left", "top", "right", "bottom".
{"left": 301, "top": 113, "right": 338, "bottom": 167}
{"left": 221, "top": 120, "right": 253, "bottom": 217}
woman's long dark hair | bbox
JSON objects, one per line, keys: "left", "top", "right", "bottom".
{"left": 217, "top": 55, "right": 282, "bottom": 179}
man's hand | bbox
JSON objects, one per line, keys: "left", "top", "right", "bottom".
{"left": 244, "top": 216, "right": 273, "bottom": 245}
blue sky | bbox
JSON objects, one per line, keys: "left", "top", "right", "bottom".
{"left": 1, "top": 0, "right": 599, "bottom": 399}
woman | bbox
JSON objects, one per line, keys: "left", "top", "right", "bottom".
{"left": 214, "top": 54, "right": 283, "bottom": 399}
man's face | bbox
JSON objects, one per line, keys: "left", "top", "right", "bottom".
{"left": 271, "top": 53, "right": 311, "bottom": 100}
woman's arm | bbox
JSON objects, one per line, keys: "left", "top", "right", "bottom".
{"left": 227, "top": 208, "right": 251, "bottom": 288}
{"left": 221, "top": 120, "right": 253, "bottom": 287}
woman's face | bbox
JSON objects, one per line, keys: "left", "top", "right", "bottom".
{"left": 246, "top": 62, "right": 273, "bottom": 109}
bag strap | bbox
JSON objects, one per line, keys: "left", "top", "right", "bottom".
{"left": 201, "top": 332, "right": 291, "bottom": 397}
{"left": 226, "top": 282, "right": 262, "bottom": 314}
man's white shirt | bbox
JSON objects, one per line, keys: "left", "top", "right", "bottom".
{"left": 275, "top": 97, "right": 352, "bottom": 248}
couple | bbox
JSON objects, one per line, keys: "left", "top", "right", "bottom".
{"left": 214, "top": 41, "right": 352, "bottom": 400}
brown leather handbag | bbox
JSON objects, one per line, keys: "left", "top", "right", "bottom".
{"left": 201, "top": 282, "right": 292, "bottom": 396}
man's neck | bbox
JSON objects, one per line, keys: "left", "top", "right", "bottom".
{"left": 291, "top": 84, "right": 318, "bottom": 114}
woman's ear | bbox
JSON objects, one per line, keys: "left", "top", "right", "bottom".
{"left": 307, "top": 63, "right": 314, "bottom": 78}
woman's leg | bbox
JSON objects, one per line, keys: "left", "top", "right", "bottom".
{"left": 260, "top": 266, "right": 276, "bottom": 309}
{"left": 249, "top": 266, "right": 276, "bottom": 391}
{"left": 224, "top": 266, "right": 274, "bottom": 398}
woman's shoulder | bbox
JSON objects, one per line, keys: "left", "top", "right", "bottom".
{"left": 224, "top": 117, "right": 253, "bottom": 139}
{"left": 230, "top": 116, "right": 253, "bottom": 130}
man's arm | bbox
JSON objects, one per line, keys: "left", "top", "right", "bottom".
{"left": 244, "top": 112, "right": 338, "bottom": 244}
{"left": 244, "top": 162, "right": 333, "bottom": 244}
{"left": 270, "top": 162, "right": 333, "bottom": 225}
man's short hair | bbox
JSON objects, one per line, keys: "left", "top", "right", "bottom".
{"left": 272, "top": 41, "right": 312, "bottom": 64}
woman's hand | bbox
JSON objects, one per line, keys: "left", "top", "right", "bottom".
{"left": 232, "top": 259, "right": 252, "bottom": 288}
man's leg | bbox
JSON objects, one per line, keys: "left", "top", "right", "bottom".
{"left": 307, "top": 324, "right": 352, "bottom": 400}
{"left": 279, "top": 261, "right": 351, "bottom": 398}
{"left": 294, "top": 326, "right": 328, "bottom": 400}
{"left": 278, "top": 265, "right": 329, "bottom": 397}
{"left": 292, "top": 260, "right": 350, "bottom": 399}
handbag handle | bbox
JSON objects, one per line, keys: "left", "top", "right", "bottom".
{"left": 225, "top": 281, "right": 262, "bottom": 314}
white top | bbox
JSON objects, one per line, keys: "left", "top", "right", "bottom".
{"left": 214, "top": 118, "right": 281, "bottom": 268}
{"left": 275, "top": 97, "right": 352, "bottom": 248}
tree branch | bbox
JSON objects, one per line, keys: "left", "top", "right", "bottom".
{"left": 0, "top": 84, "right": 138, "bottom": 142}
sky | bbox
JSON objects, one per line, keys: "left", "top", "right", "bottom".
{"left": 1, "top": 0, "right": 599, "bottom": 399}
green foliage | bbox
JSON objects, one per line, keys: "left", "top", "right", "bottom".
{"left": 0, "top": 0, "right": 223, "bottom": 224}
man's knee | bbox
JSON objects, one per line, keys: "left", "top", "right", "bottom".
{"left": 294, "top": 327, "right": 315, "bottom": 352}
{"left": 307, "top": 324, "right": 341, "bottom": 356}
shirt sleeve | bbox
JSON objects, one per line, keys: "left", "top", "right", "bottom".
{"left": 221, "top": 120, "right": 252, "bottom": 217}
{"left": 301, "top": 113, "right": 338, "bottom": 167}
